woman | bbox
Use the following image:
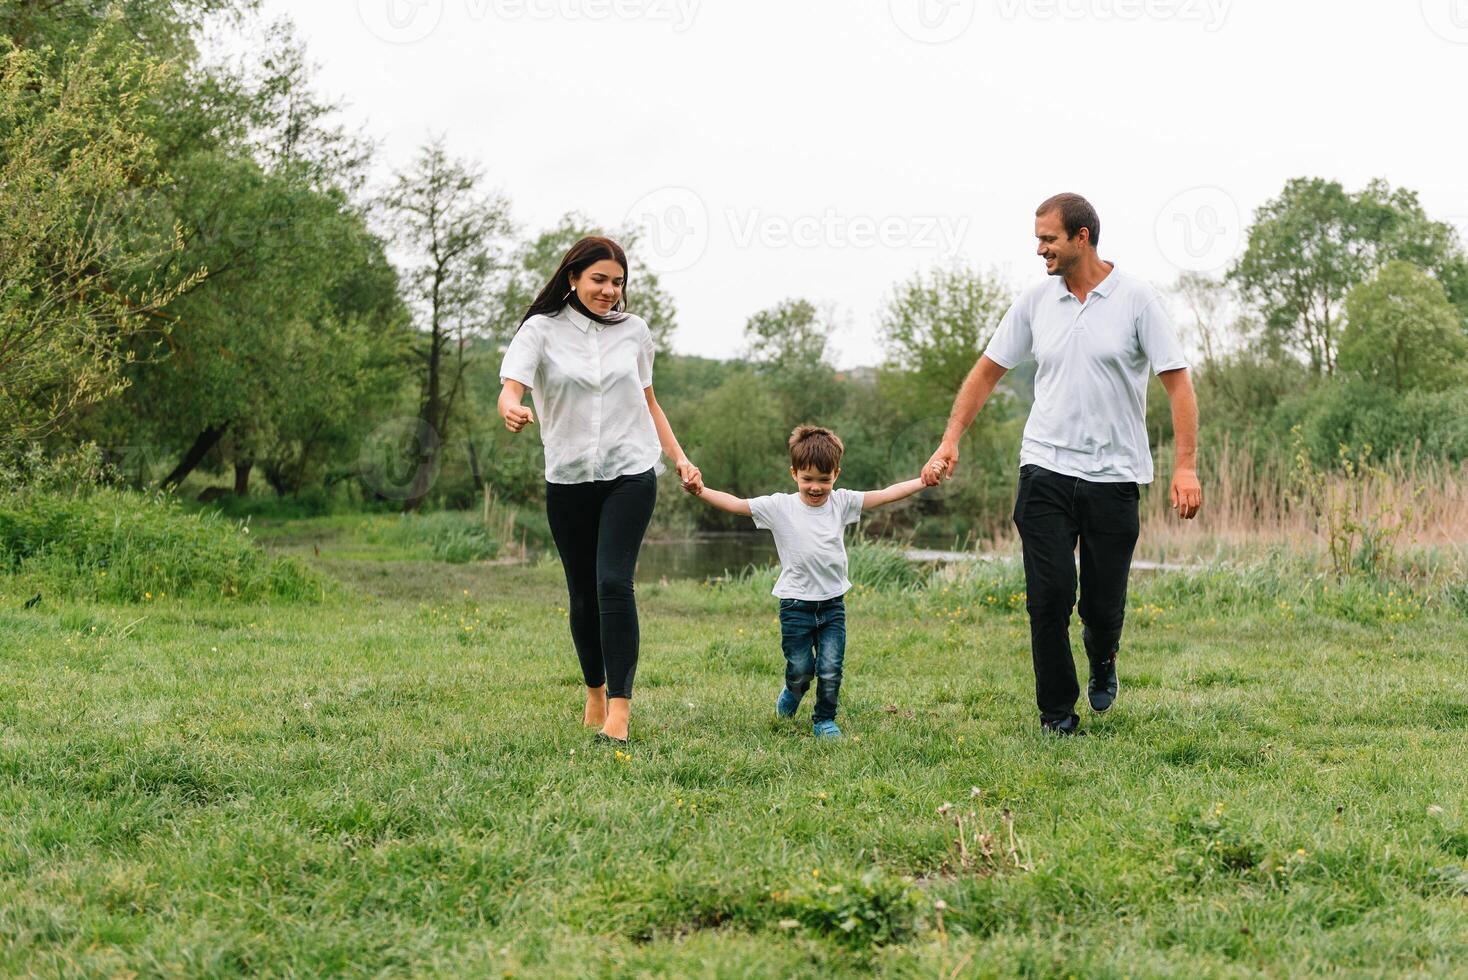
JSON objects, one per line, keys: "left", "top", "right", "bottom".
{"left": 498, "top": 236, "right": 700, "bottom": 744}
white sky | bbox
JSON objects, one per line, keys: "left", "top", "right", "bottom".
{"left": 241, "top": 0, "right": 1468, "bottom": 367}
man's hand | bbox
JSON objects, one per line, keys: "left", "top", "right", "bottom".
{"left": 1171, "top": 466, "right": 1202, "bottom": 520}
{"left": 922, "top": 442, "right": 958, "bottom": 487}
{"left": 501, "top": 404, "right": 533, "bottom": 433}
{"left": 677, "top": 458, "right": 703, "bottom": 494}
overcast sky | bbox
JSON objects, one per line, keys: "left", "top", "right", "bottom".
{"left": 242, "top": 0, "right": 1468, "bottom": 367}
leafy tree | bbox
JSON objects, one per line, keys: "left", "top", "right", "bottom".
{"left": 1229, "top": 177, "right": 1468, "bottom": 377}
{"left": 381, "top": 139, "right": 514, "bottom": 511}
{"left": 743, "top": 298, "right": 843, "bottom": 425}
{"left": 1339, "top": 261, "right": 1467, "bottom": 394}
{"left": 877, "top": 265, "right": 1011, "bottom": 408}
{"left": 685, "top": 371, "right": 789, "bottom": 499}
{"left": 0, "top": 31, "right": 198, "bottom": 446}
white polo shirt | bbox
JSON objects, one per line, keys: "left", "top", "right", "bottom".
{"left": 499, "top": 305, "right": 662, "bottom": 485}
{"left": 984, "top": 265, "right": 1188, "bottom": 484}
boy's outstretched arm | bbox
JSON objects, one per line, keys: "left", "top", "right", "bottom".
{"left": 690, "top": 485, "right": 753, "bottom": 517}
{"left": 862, "top": 476, "right": 929, "bottom": 511}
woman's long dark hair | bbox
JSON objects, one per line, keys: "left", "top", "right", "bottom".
{"left": 520, "top": 236, "right": 630, "bottom": 327}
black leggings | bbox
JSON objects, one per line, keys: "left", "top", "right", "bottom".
{"left": 544, "top": 469, "right": 657, "bottom": 699}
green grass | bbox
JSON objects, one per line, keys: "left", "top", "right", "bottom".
{"left": 245, "top": 509, "right": 550, "bottom": 565}
{"left": 2, "top": 530, "right": 1467, "bottom": 976}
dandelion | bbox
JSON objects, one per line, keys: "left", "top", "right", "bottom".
{"left": 811, "top": 868, "right": 820, "bottom": 878}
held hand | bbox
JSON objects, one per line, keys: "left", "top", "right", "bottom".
{"left": 1171, "top": 467, "right": 1203, "bottom": 520}
{"left": 502, "top": 404, "right": 534, "bottom": 433}
{"left": 677, "top": 459, "right": 703, "bottom": 494}
{"left": 922, "top": 442, "right": 958, "bottom": 487}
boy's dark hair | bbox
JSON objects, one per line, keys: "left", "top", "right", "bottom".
{"left": 1036, "top": 192, "right": 1100, "bottom": 247}
{"left": 788, "top": 425, "right": 844, "bottom": 473}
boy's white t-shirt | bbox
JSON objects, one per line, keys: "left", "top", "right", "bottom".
{"left": 747, "top": 489, "right": 864, "bottom": 600}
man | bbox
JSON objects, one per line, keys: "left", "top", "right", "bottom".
{"left": 924, "top": 193, "right": 1203, "bottom": 735}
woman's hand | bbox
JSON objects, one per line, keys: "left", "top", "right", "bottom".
{"left": 676, "top": 458, "right": 703, "bottom": 494}
{"left": 499, "top": 385, "right": 534, "bottom": 433}
{"left": 502, "top": 404, "right": 534, "bottom": 433}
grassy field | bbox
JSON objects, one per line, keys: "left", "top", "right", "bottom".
{"left": 3, "top": 522, "right": 1468, "bottom": 977}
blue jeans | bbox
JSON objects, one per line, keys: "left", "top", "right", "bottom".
{"left": 778, "top": 596, "right": 846, "bottom": 723}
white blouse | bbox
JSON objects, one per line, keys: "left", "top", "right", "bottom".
{"left": 499, "top": 304, "right": 662, "bottom": 485}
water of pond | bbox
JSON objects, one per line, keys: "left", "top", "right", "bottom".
{"left": 636, "top": 535, "right": 778, "bottom": 583}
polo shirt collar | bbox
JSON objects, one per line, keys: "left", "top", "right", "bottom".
{"left": 1053, "top": 262, "right": 1119, "bottom": 302}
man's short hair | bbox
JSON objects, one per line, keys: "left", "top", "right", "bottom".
{"left": 789, "top": 425, "right": 844, "bottom": 473}
{"left": 1036, "top": 193, "right": 1100, "bottom": 247}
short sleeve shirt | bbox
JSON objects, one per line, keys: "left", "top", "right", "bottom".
{"left": 746, "top": 489, "right": 864, "bottom": 600}
{"left": 499, "top": 305, "right": 660, "bottom": 484}
{"left": 984, "top": 266, "right": 1188, "bottom": 483}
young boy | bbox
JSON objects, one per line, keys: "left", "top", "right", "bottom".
{"left": 687, "top": 425, "right": 933, "bottom": 737}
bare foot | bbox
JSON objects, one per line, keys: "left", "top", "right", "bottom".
{"left": 583, "top": 686, "right": 607, "bottom": 727}
{"left": 600, "top": 697, "right": 630, "bottom": 742}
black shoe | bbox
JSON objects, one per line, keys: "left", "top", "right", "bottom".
{"left": 594, "top": 731, "right": 629, "bottom": 746}
{"left": 1084, "top": 628, "right": 1119, "bottom": 714}
{"left": 1040, "top": 714, "right": 1083, "bottom": 736}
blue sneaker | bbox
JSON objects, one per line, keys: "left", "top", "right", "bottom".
{"left": 812, "top": 720, "right": 842, "bottom": 738}
{"left": 776, "top": 688, "right": 802, "bottom": 718}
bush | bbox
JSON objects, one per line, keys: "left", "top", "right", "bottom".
{"left": 848, "top": 538, "right": 926, "bottom": 590}
{"left": 0, "top": 488, "right": 320, "bottom": 603}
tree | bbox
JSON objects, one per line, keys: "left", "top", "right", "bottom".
{"left": 1339, "top": 261, "right": 1467, "bottom": 394}
{"left": 743, "top": 298, "right": 843, "bottom": 425}
{"left": 878, "top": 265, "right": 1010, "bottom": 398}
{"left": 382, "top": 140, "right": 513, "bottom": 510}
{"left": 0, "top": 32, "right": 198, "bottom": 446}
{"left": 1229, "top": 177, "right": 1468, "bottom": 377}
{"left": 685, "top": 371, "right": 789, "bottom": 498}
